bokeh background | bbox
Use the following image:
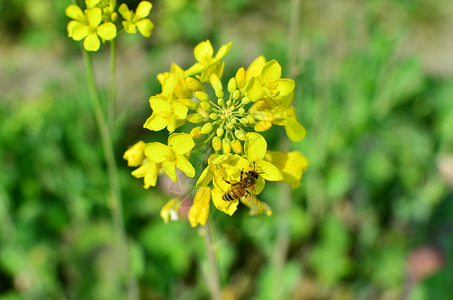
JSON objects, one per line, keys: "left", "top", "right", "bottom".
{"left": 1, "top": 0, "right": 453, "bottom": 299}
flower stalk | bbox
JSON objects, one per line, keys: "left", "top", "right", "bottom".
{"left": 200, "top": 220, "right": 222, "bottom": 300}
{"left": 82, "top": 50, "right": 139, "bottom": 300}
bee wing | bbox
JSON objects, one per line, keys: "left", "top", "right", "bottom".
{"left": 245, "top": 188, "right": 259, "bottom": 215}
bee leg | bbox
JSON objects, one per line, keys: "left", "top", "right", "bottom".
{"left": 240, "top": 169, "right": 244, "bottom": 181}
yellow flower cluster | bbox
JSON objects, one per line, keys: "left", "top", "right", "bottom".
{"left": 124, "top": 41, "right": 309, "bottom": 227}
{"left": 65, "top": 0, "right": 153, "bottom": 51}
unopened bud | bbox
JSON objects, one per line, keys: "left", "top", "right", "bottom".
{"left": 234, "top": 129, "right": 246, "bottom": 140}
{"left": 186, "top": 77, "right": 204, "bottom": 91}
{"left": 235, "top": 67, "right": 246, "bottom": 89}
{"left": 200, "top": 101, "right": 211, "bottom": 111}
{"left": 238, "top": 107, "right": 245, "bottom": 114}
{"left": 215, "top": 89, "right": 224, "bottom": 98}
{"left": 240, "top": 118, "right": 248, "bottom": 125}
{"left": 187, "top": 113, "right": 203, "bottom": 123}
{"left": 210, "top": 73, "right": 223, "bottom": 90}
{"left": 247, "top": 114, "right": 256, "bottom": 124}
{"left": 216, "top": 127, "right": 224, "bottom": 137}
{"left": 222, "top": 138, "right": 231, "bottom": 154}
{"left": 201, "top": 123, "right": 213, "bottom": 134}
{"left": 210, "top": 113, "right": 218, "bottom": 120}
{"left": 227, "top": 78, "right": 237, "bottom": 93}
{"left": 241, "top": 97, "right": 251, "bottom": 105}
{"left": 218, "top": 98, "right": 225, "bottom": 106}
{"left": 233, "top": 90, "right": 241, "bottom": 100}
{"left": 231, "top": 140, "right": 243, "bottom": 153}
{"left": 212, "top": 137, "right": 222, "bottom": 151}
{"left": 195, "top": 91, "right": 209, "bottom": 102}
{"left": 190, "top": 127, "right": 202, "bottom": 139}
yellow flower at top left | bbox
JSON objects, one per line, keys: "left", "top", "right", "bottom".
{"left": 66, "top": 5, "right": 117, "bottom": 51}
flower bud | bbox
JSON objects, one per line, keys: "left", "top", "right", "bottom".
{"left": 200, "top": 101, "right": 211, "bottom": 111}
{"left": 227, "top": 78, "right": 237, "bottom": 93}
{"left": 212, "top": 136, "right": 222, "bottom": 151}
{"left": 186, "top": 77, "right": 204, "bottom": 91}
{"left": 217, "top": 98, "right": 225, "bottom": 106}
{"left": 238, "top": 107, "right": 245, "bottom": 114}
{"left": 195, "top": 91, "right": 209, "bottom": 102}
{"left": 190, "top": 127, "right": 202, "bottom": 139}
{"left": 226, "top": 100, "right": 232, "bottom": 106}
{"left": 231, "top": 139, "right": 243, "bottom": 153}
{"left": 235, "top": 67, "right": 246, "bottom": 89}
{"left": 241, "top": 96, "right": 251, "bottom": 105}
{"left": 234, "top": 129, "right": 246, "bottom": 140}
{"left": 201, "top": 122, "right": 213, "bottom": 134}
{"left": 210, "top": 73, "right": 223, "bottom": 90}
{"left": 178, "top": 98, "right": 198, "bottom": 110}
{"left": 233, "top": 90, "right": 241, "bottom": 100}
{"left": 210, "top": 113, "right": 218, "bottom": 120}
{"left": 247, "top": 114, "right": 256, "bottom": 124}
{"left": 222, "top": 138, "right": 231, "bottom": 154}
{"left": 187, "top": 113, "right": 204, "bottom": 123}
{"left": 215, "top": 89, "right": 224, "bottom": 98}
{"left": 216, "top": 127, "right": 224, "bottom": 137}
{"left": 240, "top": 118, "right": 248, "bottom": 125}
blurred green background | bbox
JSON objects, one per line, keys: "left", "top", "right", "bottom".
{"left": 1, "top": 0, "right": 453, "bottom": 299}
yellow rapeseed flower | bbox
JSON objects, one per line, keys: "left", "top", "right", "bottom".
{"left": 265, "top": 150, "right": 309, "bottom": 189}
{"left": 160, "top": 198, "right": 181, "bottom": 223}
{"left": 145, "top": 133, "right": 195, "bottom": 182}
{"left": 65, "top": 6, "right": 117, "bottom": 51}
{"left": 143, "top": 76, "right": 189, "bottom": 133}
{"left": 188, "top": 187, "right": 211, "bottom": 227}
{"left": 185, "top": 40, "right": 232, "bottom": 82}
{"left": 119, "top": 1, "right": 154, "bottom": 37}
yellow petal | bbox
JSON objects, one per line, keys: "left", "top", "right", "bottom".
{"left": 86, "top": 8, "right": 102, "bottom": 27}
{"left": 122, "top": 20, "right": 136, "bottom": 33}
{"left": 97, "top": 22, "right": 117, "bottom": 40}
{"left": 162, "top": 160, "right": 177, "bottom": 182}
{"left": 136, "top": 1, "right": 152, "bottom": 19}
{"left": 160, "top": 198, "right": 181, "bottom": 223}
{"left": 235, "top": 67, "right": 246, "bottom": 89}
{"left": 176, "top": 155, "right": 195, "bottom": 177}
{"left": 196, "top": 165, "right": 213, "bottom": 187}
{"left": 188, "top": 187, "right": 211, "bottom": 227}
{"left": 118, "top": 3, "right": 131, "bottom": 20}
{"left": 265, "top": 150, "right": 309, "bottom": 188}
{"left": 85, "top": 0, "right": 100, "bottom": 8}
{"left": 244, "top": 132, "right": 267, "bottom": 162}
{"left": 172, "top": 101, "right": 188, "bottom": 120}
{"left": 168, "top": 133, "right": 195, "bottom": 155}
{"left": 136, "top": 19, "right": 153, "bottom": 37}
{"left": 255, "top": 176, "right": 265, "bottom": 194}
{"left": 67, "top": 20, "right": 80, "bottom": 38}
{"left": 83, "top": 33, "right": 100, "bottom": 51}
{"left": 65, "top": 4, "right": 84, "bottom": 20}
{"left": 149, "top": 97, "right": 172, "bottom": 113}
{"left": 211, "top": 185, "right": 239, "bottom": 216}
{"left": 131, "top": 161, "right": 160, "bottom": 188}
{"left": 145, "top": 142, "right": 172, "bottom": 163}
{"left": 246, "top": 55, "right": 266, "bottom": 81}
{"left": 123, "top": 141, "right": 146, "bottom": 167}
{"left": 261, "top": 60, "right": 282, "bottom": 81}
{"left": 254, "top": 121, "right": 272, "bottom": 132}
{"left": 257, "top": 160, "right": 283, "bottom": 181}
{"left": 72, "top": 24, "right": 90, "bottom": 41}
{"left": 194, "top": 40, "right": 214, "bottom": 63}
{"left": 276, "top": 79, "right": 295, "bottom": 97}
{"left": 143, "top": 114, "right": 169, "bottom": 131}
{"left": 245, "top": 77, "right": 264, "bottom": 102}
{"left": 184, "top": 63, "right": 205, "bottom": 77}
{"left": 285, "top": 116, "right": 306, "bottom": 142}
{"left": 214, "top": 42, "right": 232, "bottom": 61}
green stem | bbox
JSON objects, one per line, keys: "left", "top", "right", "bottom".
{"left": 200, "top": 220, "right": 222, "bottom": 300}
{"left": 82, "top": 50, "right": 139, "bottom": 300}
{"left": 108, "top": 39, "right": 117, "bottom": 129}
{"left": 271, "top": 0, "right": 301, "bottom": 299}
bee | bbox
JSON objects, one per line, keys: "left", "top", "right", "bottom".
{"left": 222, "top": 169, "right": 259, "bottom": 203}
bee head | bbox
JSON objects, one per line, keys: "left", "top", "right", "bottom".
{"left": 248, "top": 170, "right": 259, "bottom": 179}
